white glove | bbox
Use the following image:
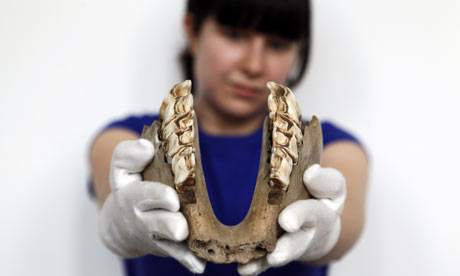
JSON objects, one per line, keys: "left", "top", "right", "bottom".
{"left": 238, "top": 164, "right": 346, "bottom": 276}
{"left": 98, "top": 138, "right": 205, "bottom": 274}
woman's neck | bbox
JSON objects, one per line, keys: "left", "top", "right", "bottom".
{"left": 194, "top": 98, "right": 266, "bottom": 136}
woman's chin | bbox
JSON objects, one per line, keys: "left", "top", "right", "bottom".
{"left": 221, "top": 102, "right": 267, "bottom": 120}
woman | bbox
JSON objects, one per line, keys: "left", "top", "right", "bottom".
{"left": 90, "top": 0, "right": 368, "bottom": 275}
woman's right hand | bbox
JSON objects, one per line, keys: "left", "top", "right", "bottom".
{"left": 98, "top": 138, "right": 205, "bottom": 274}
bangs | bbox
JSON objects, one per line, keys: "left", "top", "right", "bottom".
{"left": 189, "top": 0, "right": 310, "bottom": 41}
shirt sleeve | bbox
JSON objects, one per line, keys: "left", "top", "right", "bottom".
{"left": 103, "top": 114, "right": 159, "bottom": 136}
{"left": 321, "top": 121, "right": 361, "bottom": 148}
{"left": 87, "top": 114, "right": 159, "bottom": 199}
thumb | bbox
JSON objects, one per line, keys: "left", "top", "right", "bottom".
{"left": 153, "top": 240, "right": 206, "bottom": 274}
{"left": 112, "top": 139, "right": 155, "bottom": 172}
{"left": 238, "top": 258, "right": 270, "bottom": 276}
{"left": 110, "top": 139, "right": 155, "bottom": 190}
{"left": 303, "top": 164, "right": 346, "bottom": 214}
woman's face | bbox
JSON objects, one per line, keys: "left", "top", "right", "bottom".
{"left": 187, "top": 17, "right": 300, "bottom": 119}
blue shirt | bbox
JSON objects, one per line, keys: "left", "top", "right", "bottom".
{"left": 101, "top": 114, "right": 360, "bottom": 276}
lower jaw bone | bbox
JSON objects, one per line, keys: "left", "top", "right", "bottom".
{"left": 141, "top": 81, "right": 323, "bottom": 264}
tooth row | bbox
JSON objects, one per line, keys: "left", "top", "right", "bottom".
{"left": 159, "top": 80, "right": 196, "bottom": 190}
{"left": 267, "top": 82, "right": 302, "bottom": 190}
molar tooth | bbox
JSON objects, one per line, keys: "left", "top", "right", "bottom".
{"left": 270, "top": 156, "right": 292, "bottom": 188}
{"left": 288, "top": 137, "right": 299, "bottom": 162}
{"left": 159, "top": 93, "right": 174, "bottom": 121}
{"left": 162, "top": 120, "right": 176, "bottom": 141}
{"left": 272, "top": 115, "right": 289, "bottom": 131}
{"left": 173, "top": 79, "right": 192, "bottom": 97}
{"left": 285, "top": 95, "right": 301, "bottom": 122}
{"left": 273, "top": 130, "right": 289, "bottom": 146}
{"left": 175, "top": 94, "right": 194, "bottom": 113}
{"left": 161, "top": 101, "right": 177, "bottom": 126}
{"left": 179, "top": 130, "right": 194, "bottom": 144}
{"left": 271, "top": 152, "right": 282, "bottom": 170}
{"left": 166, "top": 134, "right": 180, "bottom": 157}
{"left": 159, "top": 80, "right": 196, "bottom": 190}
{"left": 267, "top": 82, "right": 303, "bottom": 191}
{"left": 172, "top": 155, "right": 188, "bottom": 186}
{"left": 266, "top": 81, "right": 277, "bottom": 91}
{"left": 185, "top": 153, "right": 195, "bottom": 171}
{"left": 267, "top": 93, "right": 278, "bottom": 113}
{"left": 177, "top": 112, "right": 195, "bottom": 129}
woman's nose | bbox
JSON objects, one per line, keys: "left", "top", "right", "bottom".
{"left": 241, "top": 37, "right": 265, "bottom": 78}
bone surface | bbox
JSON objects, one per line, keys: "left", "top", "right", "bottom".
{"left": 141, "top": 81, "right": 323, "bottom": 264}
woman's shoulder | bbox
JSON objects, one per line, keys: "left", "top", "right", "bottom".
{"left": 103, "top": 113, "right": 159, "bottom": 136}
{"left": 320, "top": 120, "right": 361, "bottom": 148}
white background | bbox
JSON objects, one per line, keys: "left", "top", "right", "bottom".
{"left": 1, "top": 0, "right": 459, "bottom": 275}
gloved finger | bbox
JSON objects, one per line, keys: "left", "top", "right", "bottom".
{"left": 237, "top": 257, "right": 270, "bottom": 276}
{"left": 112, "top": 139, "right": 155, "bottom": 171}
{"left": 140, "top": 210, "right": 189, "bottom": 242}
{"left": 110, "top": 139, "right": 155, "bottom": 190}
{"left": 278, "top": 199, "right": 335, "bottom": 233}
{"left": 299, "top": 219, "right": 341, "bottom": 262}
{"left": 152, "top": 240, "right": 206, "bottom": 274}
{"left": 266, "top": 229, "right": 313, "bottom": 267}
{"left": 99, "top": 195, "right": 143, "bottom": 257}
{"left": 122, "top": 181, "right": 180, "bottom": 212}
{"left": 303, "top": 164, "right": 346, "bottom": 213}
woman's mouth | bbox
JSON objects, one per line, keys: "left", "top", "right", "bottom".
{"left": 231, "top": 83, "right": 262, "bottom": 99}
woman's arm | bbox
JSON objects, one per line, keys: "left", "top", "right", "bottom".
{"left": 309, "top": 141, "right": 369, "bottom": 265}
{"left": 90, "top": 128, "right": 140, "bottom": 207}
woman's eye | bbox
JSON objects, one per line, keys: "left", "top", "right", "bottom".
{"left": 221, "top": 27, "right": 245, "bottom": 40}
{"left": 227, "top": 30, "right": 242, "bottom": 39}
{"left": 268, "top": 39, "right": 291, "bottom": 51}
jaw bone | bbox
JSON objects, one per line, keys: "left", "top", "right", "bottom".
{"left": 141, "top": 80, "right": 323, "bottom": 264}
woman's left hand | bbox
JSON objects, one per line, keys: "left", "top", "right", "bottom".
{"left": 238, "top": 164, "right": 346, "bottom": 276}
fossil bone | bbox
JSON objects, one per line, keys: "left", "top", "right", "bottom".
{"left": 141, "top": 80, "right": 323, "bottom": 264}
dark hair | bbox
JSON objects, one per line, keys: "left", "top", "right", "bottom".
{"left": 180, "top": 0, "right": 312, "bottom": 89}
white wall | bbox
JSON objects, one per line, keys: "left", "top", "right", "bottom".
{"left": 1, "top": 0, "right": 458, "bottom": 275}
